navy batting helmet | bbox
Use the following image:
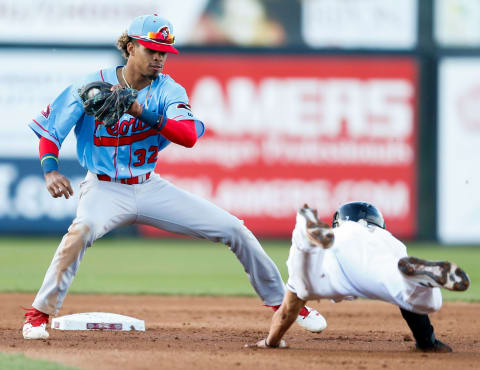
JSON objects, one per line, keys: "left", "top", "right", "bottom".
{"left": 332, "top": 201, "right": 385, "bottom": 229}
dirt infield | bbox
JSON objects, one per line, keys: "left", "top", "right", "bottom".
{"left": 1, "top": 293, "right": 479, "bottom": 369}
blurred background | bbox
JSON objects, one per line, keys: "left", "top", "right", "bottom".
{"left": 0, "top": 0, "right": 479, "bottom": 244}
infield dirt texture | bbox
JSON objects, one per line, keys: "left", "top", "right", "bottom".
{"left": 2, "top": 293, "right": 479, "bottom": 369}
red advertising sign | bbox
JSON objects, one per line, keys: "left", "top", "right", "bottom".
{"left": 142, "top": 56, "right": 418, "bottom": 238}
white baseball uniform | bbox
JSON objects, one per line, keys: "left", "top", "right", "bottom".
{"left": 286, "top": 215, "right": 442, "bottom": 314}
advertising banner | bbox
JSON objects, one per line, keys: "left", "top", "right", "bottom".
{"left": 0, "top": 0, "right": 416, "bottom": 49}
{"left": 0, "top": 49, "right": 119, "bottom": 158}
{"left": 0, "top": 0, "right": 207, "bottom": 45}
{"left": 301, "top": 0, "right": 417, "bottom": 49}
{"left": 142, "top": 55, "right": 418, "bottom": 238}
{"left": 0, "top": 159, "right": 84, "bottom": 233}
{"left": 0, "top": 50, "right": 116, "bottom": 234}
{"left": 438, "top": 58, "right": 480, "bottom": 244}
{"left": 435, "top": 0, "right": 480, "bottom": 47}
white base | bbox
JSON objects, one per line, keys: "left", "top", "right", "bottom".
{"left": 51, "top": 312, "right": 145, "bottom": 331}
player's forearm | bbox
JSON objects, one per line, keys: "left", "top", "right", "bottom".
{"left": 39, "top": 137, "right": 60, "bottom": 175}
{"left": 266, "top": 290, "right": 305, "bottom": 347}
{"left": 132, "top": 104, "right": 197, "bottom": 147}
{"left": 159, "top": 119, "right": 197, "bottom": 147}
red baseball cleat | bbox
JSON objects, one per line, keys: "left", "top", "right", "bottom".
{"left": 23, "top": 307, "right": 49, "bottom": 339}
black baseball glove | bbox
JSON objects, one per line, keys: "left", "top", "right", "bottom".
{"left": 78, "top": 81, "right": 138, "bottom": 127}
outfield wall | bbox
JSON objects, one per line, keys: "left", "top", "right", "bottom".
{"left": 0, "top": 0, "right": 478, "bottom": 243}
{"left": 437, "top": 58, "right": 480, "bottom": 244}
{"left": 143, "top": 56, "right": 418, "bottom": 238}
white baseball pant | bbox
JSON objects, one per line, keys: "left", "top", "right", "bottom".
{"left": 33, "top": 172, "right": 285, "bottom": 315}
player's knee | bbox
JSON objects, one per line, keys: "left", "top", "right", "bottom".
{"left": 64, "top": 223, "right": 94, "bottom": 249}
{"left": 56, "top": 223, "right": 90, "bottom": 262}
{"left": 224, "top": 218, "right": 252, "bottom": 240}
{"left": 214, "top": 217, "right": 251, "bottom": 246}
{"left": 54, "top": 223, "right": 92, "bottom": 284}
{"left": 409, "top": 296, "right": 442, "bottom": 314}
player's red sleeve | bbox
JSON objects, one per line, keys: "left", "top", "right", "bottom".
{"left": 39, "top": 136, "right": 59, "bottom": 158}
{"left": 39, "top": 136, "right": 60, "bottom": 174}
{"left": 159, "top": 119, "right": 197, "bottom": 148}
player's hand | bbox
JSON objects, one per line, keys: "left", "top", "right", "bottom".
{"left": 126, "top": 100, "right": 142, "bottom": 117}
{"left": 244, "top": 338, "right": 288, "bottom": 349}
{"left": 110, "top": 84, "right": 141, "bottom": 117}
{"left": 110, "top": 84, "right": 122, "bottom": 92}
{"left": 45, "top": 171, "right": 74, "bottom": 199}
{"left": 78, "top": 81, "right": 138, "bottom": 126}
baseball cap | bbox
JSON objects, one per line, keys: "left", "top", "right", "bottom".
{"left": 128, "top": 14, "right": 178, "bottom": 54}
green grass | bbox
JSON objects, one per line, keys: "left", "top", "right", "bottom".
{"left": 0, "top": 237, "right": 478, "bottom": 300}
{"left": 2, "top": 238, "right": 477, "bottom": 369}
{"left": 0, "top": 353, "right": 78, "bottom": 370}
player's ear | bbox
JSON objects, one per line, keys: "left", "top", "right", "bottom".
{"left": 127, "top": 41, "right": 136, "bottom": 57}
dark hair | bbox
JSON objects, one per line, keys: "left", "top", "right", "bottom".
{"left": 116, "top": 32, "right": 138, "bottom": 59}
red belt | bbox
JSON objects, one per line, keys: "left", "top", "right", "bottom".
{"left": 97, "top": 172, "right": 151, "bottom": 185}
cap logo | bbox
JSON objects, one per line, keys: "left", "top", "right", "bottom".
{"left": 160, "top": 26, "right": 169, "bottom": 39}
{"left": 41, "top": 104, "right": 51, "bottom": 119}
{"left": 147, "top": 26, "right": 175, "bottom": 45}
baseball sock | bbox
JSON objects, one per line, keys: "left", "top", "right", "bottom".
{"left": 399, "top": 308, "right": 436, "bottom": 348}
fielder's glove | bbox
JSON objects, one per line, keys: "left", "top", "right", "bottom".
{"left": 78, "top": 81, "right": 138, "bottom": 127}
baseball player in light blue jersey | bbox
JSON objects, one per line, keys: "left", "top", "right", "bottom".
{"left": 23, "top": 14, "right": 326, "bottom": 339}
